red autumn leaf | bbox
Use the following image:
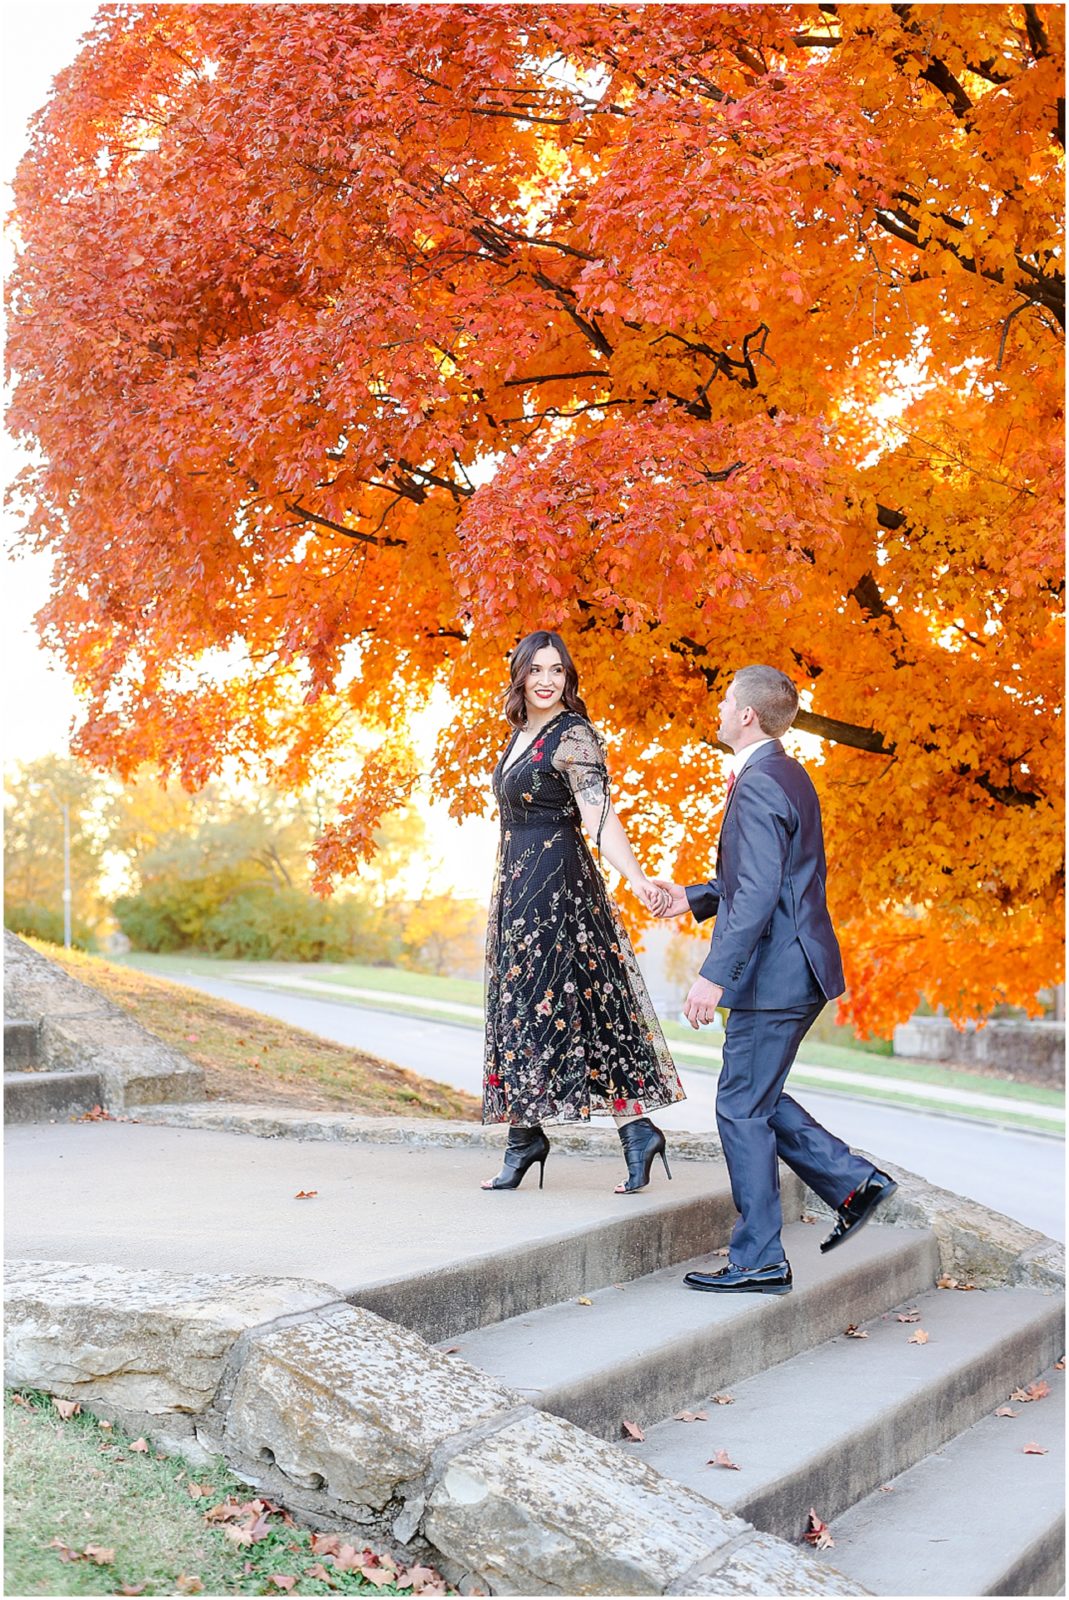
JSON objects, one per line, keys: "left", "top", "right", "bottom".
{"left": 330, "top": 1544, "right": 364, "bottom": 1572}
{"left": 708, "top": 1447, "right": 741, "bottom": 1470}
{"left": 310, "top": 1532, "right": 341, "bottom": 1556}
{"left": 844, "top": 1324, "right": 869, "bottom": 1338}
{"left": 995, "top": 1406, "right": 1019, "bottom": 1417}
{"left": 53, "top": 1399, "right": 81, "bottom": 1420}
{"left": 803, "top": 1509, "right": 835, "bottom": 1549}
{"left": 621, "top": 1419, "right": 645, "bottom": 1442}
{"left": 1023, "top": 1441, "right": 1049, "bottom": 1454}
{"left": 294, "top": 1190, "right": 318, "bottom": 1200}
{"left": 908, "top": 1329, "right": 930, "bottom": 1344}
{"left": 1010, "top": 1380, "right": 1052, "bottom": 1402}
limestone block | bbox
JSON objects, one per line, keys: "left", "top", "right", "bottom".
{"left": 424, "top": 1408, "right": 750, "bottom": 1596}
{"left": 4, "top": 1260, "right": 338, "bottom": 1413}
{"left": 671, "top": 1533, "right": 870, "bottom": 1595}
{"left": 223, "top": 1304, "right": 522, "bottom": 1514}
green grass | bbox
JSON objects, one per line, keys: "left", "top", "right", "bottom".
{"left": 4, "top": 1391, "right": 449, "bottom": 1596}
{"left": 118, "top": 952, "right": 485, "bottom": 1008}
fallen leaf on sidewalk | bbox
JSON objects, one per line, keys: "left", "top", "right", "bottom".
{"left": 936, "top": 1275, "right": 977, "bottom": 1291}
{"left": 844, "top": 1324, "right": 868, "bottom": 1339}
{"left": 895, "top": 1309, "right": 922, "bottom": 1322}
{"left": 708, "top": 1448, "right": 740, "bottom": 1470}
{"left": 674, "top": 1410, "right": 708, "bottom": 1422}
{"left": 79, "top": 1105, "right": 115, "bottom": 1121}
{"left": 800, "top": 1213, "right": 819, "bottom": 1224}
{"left": 878, "top": 1485, "right": 894, "bottom": 1493}
{"left": 1054, "top": 1356, "right": 1065, "bottom": 1370}
{"left": 712, "top": 1393, "right": 734, "bottom": 1405}
{"left": 712, "top": 1247, "right": 730, "bottom": 1257}
{"left": 53, "top": 1399, "right": 81, "bottom": 1420}
{"left": 995, "top": 1406, "right": 1019, "bottom": 1418}
{"left": 1010, "top": 1380, "right": 1051, "bottom": 1403}
{"left": 803, "top": 1509, "right": 835, "bottom": 1549}
{"left": 576, "top": 1296, "right": 592, "bottom": 1305}
{"left": 1023, "top": 1442, "right": 1049, "bottom": 1454}
{"left": 294, "top": 1190, "right": 318, "bottom": 1199}
{"left": 621, "top": 1419, "right": 645, "bottom": 1442}
{"left": 908, "top": 1329, "right": 930, "bottom": 1344}
{"left": 441, "top": 1346, "right": 461, "bottom": 1354}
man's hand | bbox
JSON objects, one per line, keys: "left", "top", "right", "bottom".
{"left": 683, "top": 975, "right": 724, "bottom": 1029}
{"left": 650, "top": 879, "right": 690, "bottom": 918}
{"left": 632, "top": 876, "right": 671, "bottom": 915}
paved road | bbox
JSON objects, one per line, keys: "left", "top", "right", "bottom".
{"left": 162, "top": 972, "right": 1065, "bottom": 1241}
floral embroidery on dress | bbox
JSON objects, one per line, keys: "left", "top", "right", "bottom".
{"left": 483, "top": 710, "right": 685, "bottom": 1127}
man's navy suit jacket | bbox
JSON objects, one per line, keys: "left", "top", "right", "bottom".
{"left": 685, "top": 739, "right": 845, "bottom": 1011}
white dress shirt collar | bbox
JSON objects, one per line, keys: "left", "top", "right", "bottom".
{"left": 728, "top": 737, "right": 777, "bottom": 778}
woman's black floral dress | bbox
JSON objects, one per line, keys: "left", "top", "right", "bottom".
{"left": 483, "top": 710, "right": 685, "bottom": 1126}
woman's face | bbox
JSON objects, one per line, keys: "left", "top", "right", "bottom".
{"left": 523, "top": 645, "right": 566, "bottom": 719}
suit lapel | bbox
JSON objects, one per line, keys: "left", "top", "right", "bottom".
{"left": 717, "top": 740, "right": 784, "bottom": 862}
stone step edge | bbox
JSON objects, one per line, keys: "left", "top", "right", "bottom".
{"left": 631, "top": 1280, "right": 1064, "bottom": 1544}
{"left": 3, "top": 1257, "right": 868, "bottom": 1597}
{"left": 807, "top": 1363, "right": 1065, "bottom": 1597}
{"left": 136, "top": 1099, "right": 1066, "bottom": 1294}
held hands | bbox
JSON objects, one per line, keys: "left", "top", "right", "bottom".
{"left": 650, "top": 878, "right": 690, "bottom": 918}
{"left": 683, "top": 975, "right": 724, "bottom": 1029}
{"left": 633, "top": 876, "right": 672, "bottom": 915}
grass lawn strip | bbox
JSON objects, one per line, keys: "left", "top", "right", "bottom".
{"left": 4, "top": 1390, "right": 451, "bottom": 1596}
{"left": 27, "top": 942, "right": 479, "bottom": 1122}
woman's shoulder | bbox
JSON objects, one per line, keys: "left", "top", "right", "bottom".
{"left": 552, "top": 711, "right": 607, "bottom": 755}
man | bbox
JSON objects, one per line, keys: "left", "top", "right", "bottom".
{"left": 655, "top": 665, "right": 895, "bottom": 1295}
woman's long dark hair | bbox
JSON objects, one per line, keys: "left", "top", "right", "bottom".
{"left": 504, "top": 631, "right": 589, "bottom": 728}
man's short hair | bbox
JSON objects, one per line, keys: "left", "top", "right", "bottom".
{"left": 732, "top": 665, "right": 799, "bottom": 737}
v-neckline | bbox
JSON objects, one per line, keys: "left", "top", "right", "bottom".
{"left": 501, "top": 711, "right": 566, "bottom": 774}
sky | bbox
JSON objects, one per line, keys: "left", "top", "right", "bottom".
{"left": 1, "top": 2, "right": 501, "bottom": 898}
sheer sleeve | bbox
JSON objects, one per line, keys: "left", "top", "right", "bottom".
{"left": 553, "top": 719, "right": 610, "bottom": 851}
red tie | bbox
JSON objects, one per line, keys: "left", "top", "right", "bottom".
{"left": 725, "top": 771, "right": 736, "bottom": 802}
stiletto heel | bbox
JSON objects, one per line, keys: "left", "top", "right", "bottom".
{"left": 615, "top": 1116, "right": 671, "bottom": 1194}
{"left": 482, "top": 1126, "right": 550, "bottom": 1191}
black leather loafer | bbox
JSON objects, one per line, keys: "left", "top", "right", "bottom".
{"left": 684, "top": 1260, "right": 793, "bottom": 1295}
{"left": 820, "top": 1171, "right": 897, "bottom": 1253}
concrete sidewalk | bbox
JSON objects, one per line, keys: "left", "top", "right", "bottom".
{"left": 4, "top": 1120, "right": 731, "bottom": 1305}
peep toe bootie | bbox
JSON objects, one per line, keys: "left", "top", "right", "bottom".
{"left": 482, "top": 1125, "right": 550, "bottom": 1191}
{"left": 615, "top": 1116, "right": 671, "bottom": 1194}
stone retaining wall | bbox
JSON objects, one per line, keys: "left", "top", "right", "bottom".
{"left": 4, "top": 932, "right": 203, "bottom": 1110}
{"left": 893, "top": 1016, "right": 1065, "bottom": 1087}
{"left": 4, "top": 1259, "right": 867, "bottom": 1596}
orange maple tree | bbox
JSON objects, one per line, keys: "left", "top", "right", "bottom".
{"left": 7, "top": 4, "right": 1064, "bottom": 1031}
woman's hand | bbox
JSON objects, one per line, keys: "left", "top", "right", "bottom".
{"left": 633, "top": 876, "right": 671, "bottom": 915}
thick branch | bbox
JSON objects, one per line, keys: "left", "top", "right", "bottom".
{"left": 285, "top": 501, "right": 406, "bottom": 547}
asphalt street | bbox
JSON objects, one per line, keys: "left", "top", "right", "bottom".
{"left": 154, "top": 971, "right": 1064, "bottom": 1241}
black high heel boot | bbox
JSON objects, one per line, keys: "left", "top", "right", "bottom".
{"left": 481, "top": 1126, "right": 550, "bottom": 1190}
{"left": 615, "top": 1117, "right": 671, "bottom": 1193}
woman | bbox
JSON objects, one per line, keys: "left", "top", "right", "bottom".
{"left": 481, "top": 630, "right": 685, "bottom": 1194}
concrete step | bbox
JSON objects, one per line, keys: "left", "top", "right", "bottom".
{"left": 632, "top": 1280, "right": 1064, "bottom": 1547}
{"left": 4, "top": 1069, "right": 104, "bottom": 1125}
{"left": 4, "top": 1019, "right": 40, "bottom": 1070}
{"left": 357, "top": 1164, "right": 810, "bottom": 1343}
{"left": 809, "top": 1363, "right": 1065, "bottom": 1597}
{"left": 439, "top": 1221, "right": 939, "bottom": 1440}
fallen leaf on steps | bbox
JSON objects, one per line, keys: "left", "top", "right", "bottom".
{"left": 294, "top": 1190, "right": 318, "bottom": 1199}
{"left": 995, "top": 1407, "right": 1018, "bottom": 1418}
{"left": 908, "top": 1329, "right": 930, "bottom": 1344}
{"left": 576, "top": 1297, "right": 592, "bottom": 1305}
{"left": 803, "top": 1509, "right": 835, "bottom": 1548}
{"left": 844, "top": 1324, "right": 868, "bottom": 1338}
{"left": 1010, "top": 1380, "right": 1051, "bottom": 1403}
{"left": 1023, "top": 1442, "right": 1049, "bottom": 1454}
{"left": 895, "top": 1309, "right": 922, "bottom": 1322}
{"left": 674, "top": 1410, "right": 708, "bottom": 1422}
{"left": 708, "top": 1448, "right": 740, "bottom": 1470}
{"left": 621, "top": 1419, "right": 645, "bottom": 1442}
{"left": 712, "top": 1393, "right": 734, "bottom": 1405}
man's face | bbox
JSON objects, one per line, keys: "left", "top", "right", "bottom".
{"left": 717, "top": 682, "right": 746, "bottom": 748}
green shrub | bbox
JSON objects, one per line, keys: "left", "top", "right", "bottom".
{"left": 4, "top": 900, "right": 96, "bottom": 952}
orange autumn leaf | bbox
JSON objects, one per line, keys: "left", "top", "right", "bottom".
{"left": 6, "top": 6, "right": 1062, "bottom": 1032}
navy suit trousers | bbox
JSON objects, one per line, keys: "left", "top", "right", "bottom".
{"left": 716, "top": 1002, "right": 876, "bottom": 1267}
